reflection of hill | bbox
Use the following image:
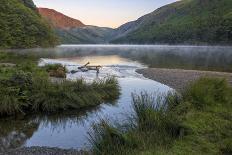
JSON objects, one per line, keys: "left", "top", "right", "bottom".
{"left": 0, "top": 105, "right": 103, "bottom": 152}
{"left": 0, "top": 119, "right": 39, "bottom": 152}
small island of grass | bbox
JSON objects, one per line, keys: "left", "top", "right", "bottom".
{"left": 0, "top": 52, "right": 120, "bottom": 117}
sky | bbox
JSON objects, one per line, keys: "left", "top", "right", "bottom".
{"left": 34, "top": 0, "right": 178, "bottom": 28}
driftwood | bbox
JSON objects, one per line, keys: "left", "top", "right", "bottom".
{"left": 71, "top": 62, "right": 102, "bottom": 74}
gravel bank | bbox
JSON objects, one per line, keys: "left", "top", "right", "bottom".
{"left": 137, "top": 68, "right": 232, "bottom": 92}
{"left": 0, "top": 147, "right": 90, "bottom": 155}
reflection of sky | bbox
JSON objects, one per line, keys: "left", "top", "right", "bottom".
{"left": 58, "top": 55, "right": 138, "bottom": 66}
{"left": 27, "top": 56, "right": 171, "bottom": 149}
{"left": 39, "top": 55, "right": 146, "bottom": 82}
{"left": 33, "top": 0, "right": 178, "bottom": 28}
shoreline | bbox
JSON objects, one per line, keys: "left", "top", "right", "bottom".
{"left": 137, "top": 68, "right": 232, "bottom": 92}
{"left": 1, "top": 147, "right": 89, "bottom": 155}
{"left": 2, "top": 68, "right": 232, "bottom": 154}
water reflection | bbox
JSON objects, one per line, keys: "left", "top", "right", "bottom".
{"left": 0, "top": 106, "right": 101, "bottom": 151}
{"left": 58, "top": 55, "right": 132, "bottom": 66}
{"left": 3, "top": 45, "right": 230, "bottom": 150}
{"left": 0, "top": 118, "right": 39, "bottom": 152}
{"left": 9, "top": 45, "right": 232, "bottom": 72}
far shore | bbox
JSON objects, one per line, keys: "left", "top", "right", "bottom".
{"left": 137, "top": 68, "right": 232, "bottom": 92}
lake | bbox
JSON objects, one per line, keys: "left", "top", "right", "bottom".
{"left": 1, "top": 45, "right": 232, "bottom": 151}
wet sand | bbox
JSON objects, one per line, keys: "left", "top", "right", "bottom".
{"left": 137, "top": 68, "right": 232, "bottom": 92}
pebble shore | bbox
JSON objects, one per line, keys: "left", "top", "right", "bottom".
{"left": 0, "top": 147, "right": 90, "bottom": 155}
{"left": 137, "top": 68, "right": 232, "bottom": 92}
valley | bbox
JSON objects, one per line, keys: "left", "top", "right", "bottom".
{"left": 38, "top": 0, "right": 232, "bottom": 45}
{"left": 0, "top": 0, "right": 232, "bottom": 154}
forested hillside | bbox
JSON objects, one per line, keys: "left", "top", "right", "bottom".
{"left": 0, "top": 0, "right": 58, "bottom": 49}
{"left": 112, "top": 0, "right": 232, "bottom": 45}
{"left": 56, "top": 26, "right": 114, "bottom": 44}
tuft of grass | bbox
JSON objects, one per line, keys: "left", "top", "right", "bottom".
{"left": 29, "top": 76, "right": 120, "bottom": 113}
{"left": 89, "top": 92, "right": 182, "bottom": 155}
{"left": 89, "top": 120, "right": 132, "bottom": 155}
{"left": 89, "top": 77, "right": 232, "bottom": 155}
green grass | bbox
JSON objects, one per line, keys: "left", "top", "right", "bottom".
{"left": 89, "top": 77, "right": 232, "bottom": 155}
{"left": 0, "top": 52, "right": 120, "bottom": 117}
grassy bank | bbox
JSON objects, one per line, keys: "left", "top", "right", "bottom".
{"left": 89, "top": 77, "right": 232, "bottom": 155}
{"left": 0, "top": 52, "right": 120, "bottom": 117}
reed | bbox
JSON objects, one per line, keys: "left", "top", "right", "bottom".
{"left": 89, "top": 77, "right": 232, "bottom": 155}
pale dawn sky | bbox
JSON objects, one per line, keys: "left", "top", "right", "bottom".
{"left": 33, "top": 0, "right": 178, "bottom": 28}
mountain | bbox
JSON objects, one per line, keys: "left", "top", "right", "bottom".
{"left": 37, "top": 0, "right": 232, "bottom": 45}
{"left": 38, "top": 8, "right": 85, "bottom": 29}
{"left": 0, "top": 0, "right": 58, "bottom": 49}
{"left": 111, "top": 0, "right": 232, "bottom": 45}
{"left": 38, "top": 8, "right": 114, "bottom": 44}
{"left": 56, "top": 26, "right": 114, "bottom": 44}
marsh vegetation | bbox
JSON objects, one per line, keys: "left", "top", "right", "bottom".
{"left": 89, "top": 77, "right": 232, "bottom": 155}
{"left": 0, "top": 52, "right": 120, "bottom": 117}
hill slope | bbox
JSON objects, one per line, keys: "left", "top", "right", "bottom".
{"left": 38, "top": 8, "right": 114, "bottom": 44}
{"left": 56, "top": 26, "right": 114, "bottom": 44}
{"left": 38, "top": 8, "right": 85, "bottom": 29}
{"left": 0, "top": 0, "right": 58, "bottom": 49}
{"left": 112, "top": 0, "right": 232, "bottom": 45}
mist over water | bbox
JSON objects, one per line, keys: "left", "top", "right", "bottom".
{"left": 12, "top": 45, "right": 232, "bottom": 72}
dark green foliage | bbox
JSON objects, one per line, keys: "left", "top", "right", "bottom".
{"left": 19, "top": 0, "right": 37, "bottom": 10}
{"left": 112, "top": 0, "right": 232, "bottom": 45}
{"left": 0, "top": 0, "right": 58, "bottom": 49}
{"left": 90, "top": 77, "right": 232, "bottom": 155}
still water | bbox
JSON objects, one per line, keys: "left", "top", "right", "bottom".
{"left": 0, "top": 47, "right": 172, "bottom": 151}
{"left": 1, "top": 45, "right": 231, "bottom": 151}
